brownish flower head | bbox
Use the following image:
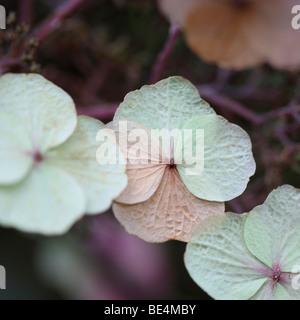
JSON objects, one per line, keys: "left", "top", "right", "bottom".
{"left": 159, "top": 0, "right": 300, "bottom": 70}
{"left": 111, "top": 120, "right": 225, "bottom": 243}
{"left": 109, "top": 77, "right": 256, "bottom": 243}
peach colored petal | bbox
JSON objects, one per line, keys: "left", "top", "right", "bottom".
{"left": 108, "top": 120, "right": 167, "bottom": 204}
{"left": 117, "top": 163, "right": 166, "bottom": 205}
{"left": 185, "top": 2, "right": 260, "bottom": 69}
{"left": 113, "top": 168, "right": 225, "bottom": 243}
{"left": 161, "top": 0, "right": 300, "bottom": 70}
{"left": 245, "top": 0, "right": 300, "bottom": 70}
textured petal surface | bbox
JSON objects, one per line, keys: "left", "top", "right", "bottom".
{"left": 244, "top": 185, "right": 300, "bottom": 272}
{"left": 117, "top": 164, "right": 166, "bottom": 205}
{"left": 0, "top": 112, "right": 33, "bottom": 184}
{"left": 185, "top": 213, "right": 267, "bottom": 300}
{"left": 47, "top": 116, "right": 127, "bottom": 214}
{"left": 0, "top": 162, "right": 86, "bottom": 235}
{"left": 113, "top": 168, "right": 224, "bottom": 243}
{"left": 114, "top": 76, "right": 215, "bottom": 131}
{"left": 0, "top": 73, "right": 77, "bottom": 152}
{"left": 108, "top": 120, "right": 167, "bottom": 204}
{"left": 177, "top": 115, "right": 256, "bottom": 202}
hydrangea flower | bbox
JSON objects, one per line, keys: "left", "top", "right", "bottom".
{"left": 159, "top": 0, "right": 300, "bottom": 70}
{"left": 185, "top": 185, "right": 300, "bottom": 300}
{"left": 0, "top": 73, "right": 127, "bottom": 235}
{"left": 111, "top": 76, "right": 255, "bottom": 242}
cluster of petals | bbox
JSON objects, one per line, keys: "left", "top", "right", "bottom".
{"left": 0, "top": 73, "right": 127, "bottom": 234}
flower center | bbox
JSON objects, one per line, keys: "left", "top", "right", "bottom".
{"left": 168, "top": 158, "right": 176, "bottom": 169}
{"left": 24, "top": 149, "right": 45, "bottom": 165}
{"left": 33, "top": 151, "right": 44, "bottom": 164}
{"left": 271, "top": 264, "right": 282, "bottom": 284}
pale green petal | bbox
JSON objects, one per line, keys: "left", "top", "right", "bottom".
{"left": 185, "top": 213, "right": 267, "bottom": 300}
{"left": 251, "top": 281, "right": 291, "bottom": 300}
{"left": 0, "top": 112, "right": 33, "bottom": 184}
{"left": 0, "top": 162, "right": 86, "bottom": 235}
{"left": 47, "top": 116, "right": 127, "bottom": 214}
{"left": 244, "top": 185, "right": 300, "bottom": 271}
{"left": 0, "top": 73, "right": 77, "bottom": 152}
{"left": 176, "top": 115, "right": 256, "bottom": 202}
{"left": 250, "top": 281, "right": 273, "bottom": 300}
{"left": 281, "top": 274, "right": 300, "bottom": 300}
{"left": 273, "top": 283, "right": 293, "bottom": 300}
{"left": 114, "top": 76, "right": 215, "bottom": 130}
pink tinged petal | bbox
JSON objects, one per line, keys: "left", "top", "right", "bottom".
{"left": 117, "top": 164, "right": 166, "bottom": 205}
{"left": 251, "top": 280, "right": 293, "bottom": 300}
{"left": 250, "top": 267, "right": 299, "bottom": 300}
{"left": 108, "top": 120, "right": 168, "bottom": 204}
{"left": 113, "top": 167, "right": 224, "bottom": 243}
{"left": 280, "top": 273, "right": 300, "bottom": 300}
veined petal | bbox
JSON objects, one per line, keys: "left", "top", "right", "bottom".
{"left": 251, "top": 281, "right": 292, "bottom": 300}
{"left": 176, "top": 114, "right": 256, "bottom": 202}
{"left": 0, "top": 73, "right": 77, "bottom": 153}
{"left": 185, "top": 213, "right": 267, "bottom": 300}
{"left": 0, "top": 111, "right": 33, "bottom": 184}
{"left": 114, "top": 76, "right": 215, "bottom": 131}
{"left": 113, "top": 168, "right": 224, "bottom": 243}
{"left": 116, "top": 164, "right": 166, "bottom": 205}
{"left": 280, "top": 274, "right": 300, "bottom": 300}
{"left": 47, "top": 116, "right": 127, "bottom": 214}
{"left": 244, "top": 185, "right": 300, "bottom": 272}
{"left": 108, "top": 120, "right": 167, "bottom": 204}
{"left": 0, "top": 162, "right": 86, "bottom": 235}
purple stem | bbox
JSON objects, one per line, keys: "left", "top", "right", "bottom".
{"left": 199, "top": 86, "right": 300, "bottom": 127}
{"left": 199, "top": 86, "right": 263, "bottom": 125}
{"left": 228, "top": 199, "right": 244, "bottom": 214}
{"left": 0, "top": 0, "right": 86, "bottom": 74}
{"left": 31, "top": 0, "right": 86, "bottom": 42}
{"left": 148, "top": 24, "right": 180, "bottom": 84}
